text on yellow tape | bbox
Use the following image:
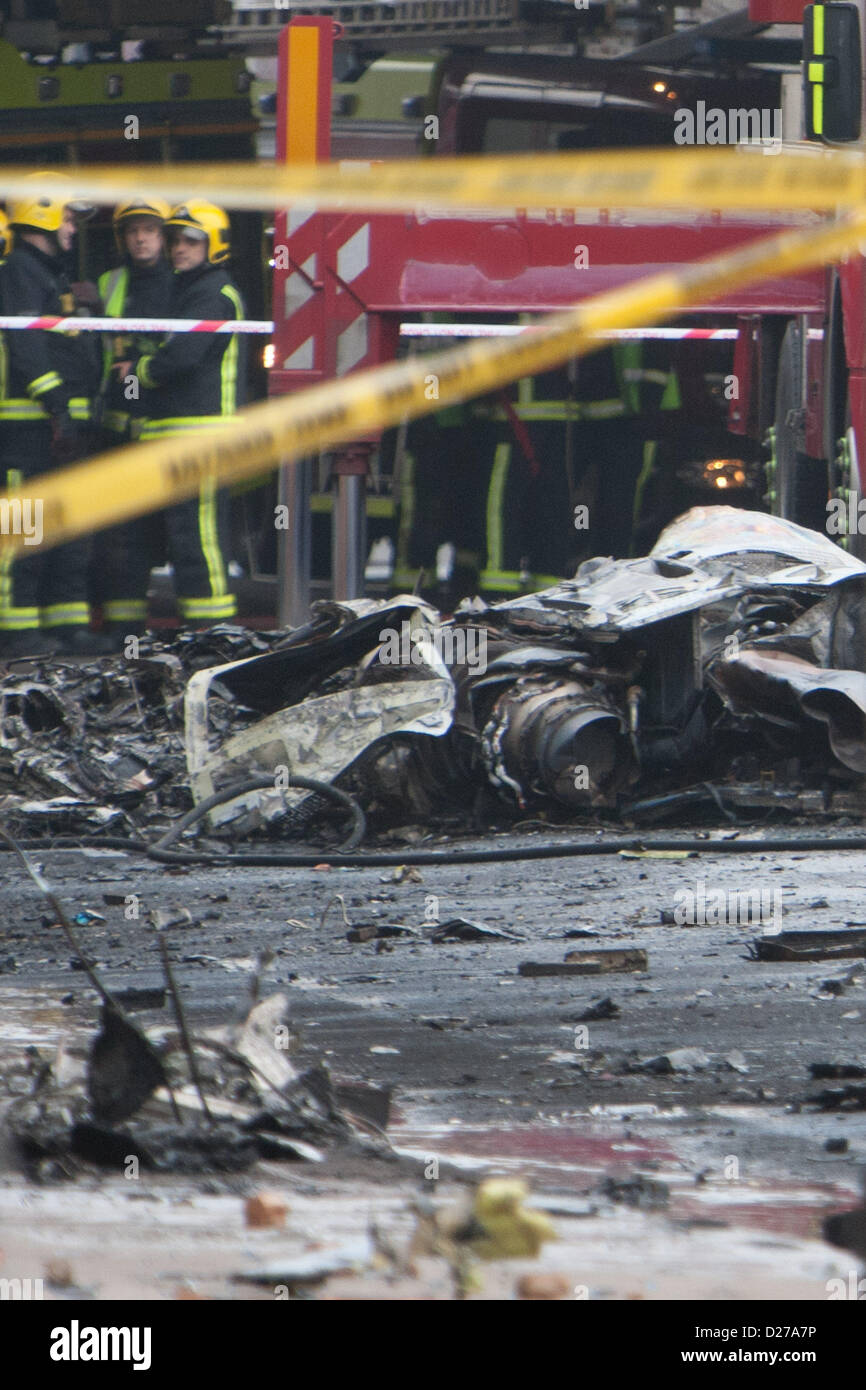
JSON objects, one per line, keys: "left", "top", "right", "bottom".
{"left": 0, "top": 147, "right": 866, "bottom": 215}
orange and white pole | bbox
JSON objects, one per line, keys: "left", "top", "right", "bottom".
{"left": 273, "top": 17, "right": 339, "bottom": 626}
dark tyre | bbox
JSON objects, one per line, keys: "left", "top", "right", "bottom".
{"left": 771, "top": 321, "right": 828, "bottom": 533}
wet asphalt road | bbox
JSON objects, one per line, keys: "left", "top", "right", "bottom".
{"left": 1, "top": 826, "right": 865, "bottom": 1298}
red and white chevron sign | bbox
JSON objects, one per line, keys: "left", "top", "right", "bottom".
{"left": 270, "top": 206, "right": 394, "bottom": 394}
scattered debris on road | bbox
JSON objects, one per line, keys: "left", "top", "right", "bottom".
{"left": 233, "top": 1238, "right": 375, "bottom": 1290}
{"left": 3, "top": 980, "right": 383, "bottom": 1177}
{"left": 519, "top": 948, "right": 648, "bottom": 977}
{"left": 244, "top": 1191, "right": 289, "bottom": 1229}
{"left": 638, "top": 1047, "right": 712, "bottom": 1075}
{"left": 0, "top": 847, "right": 387, "bottom": 1178}
{"left": 427, "top": 917, "right": 524, "bottom": 943}
{"left": 598, "top": 1173, "right": 670, "bottom": 1209}
{"left": 749, "top": 928, "right": 866, "bottom": 962}
{"left": 824, "top": 1186, "right": 866, "bottom": 1260}
{"left": 575, "top": 996, "right": 621, "bottom": 1022}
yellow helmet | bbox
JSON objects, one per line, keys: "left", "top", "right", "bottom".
{"left": 0, "top": 210, "right": 11, "bottom": 258}
{"left": 8, "top": 191, "right": 66, "bottom": 234}
{"left": 165, "top": 200, "right": 230, "bottom": 265}
{"left": 112, "top": 196, "right": 171, "bottom": 252}
{"left": 7, "top": 171, "right": 92, "bottom": 235}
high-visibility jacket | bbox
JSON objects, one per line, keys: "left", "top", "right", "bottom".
{"left": 135, "top": 262, "right": 246, "bottom": 437}
{"left": 129, "top": 262, "right": 244, "bottom": 624}
{"left": 97, "top": 258, "right": 173, "bottom": 437}
{"left": 0, "top": 240, "right": 99, "bottom": 425}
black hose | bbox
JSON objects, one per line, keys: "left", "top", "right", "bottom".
{"left": 152, "top": 773, "right": 366, "bottom": 853}
{"left": 2, "top": 829, "right": 866, "bottom": 868}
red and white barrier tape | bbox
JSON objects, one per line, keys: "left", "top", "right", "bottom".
{"left": 0, "top": 318, "right": 741, "bottom": 340}
{"left": 398, "top": 324, "right": 740, "bottom": 340}
{"left": 4, "top": 320, "right": 825, "bottom": 346}
{"left": 0, "top": 316, "right": 274, "bottom": 333}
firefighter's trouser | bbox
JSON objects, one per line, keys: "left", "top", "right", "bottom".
{"left": 164, "top": 485, "right": 236, "bottom": 622}
{"left": 103, "top": 421, "right": 237, "bottom": 624}
{"left": 392, "top": 416, "right": 487, "bottom": 591}
{"left": 91, "top": 425, "right": 158, "bottom": 626}
{"left": 0, "top": 421, "right": 93, "bottom": 634}
{"left": 479, "top": 421, "right": 579, "bottom": 594}
{"left": 480, "top": 420, "right": 644, "bottom": 593}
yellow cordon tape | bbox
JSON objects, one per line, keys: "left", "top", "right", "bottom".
{"left": 1, "top": 146, "right": 866, "bottom": 214}
{"left": 3, "top": 210, "right": 866, "bottom": 558}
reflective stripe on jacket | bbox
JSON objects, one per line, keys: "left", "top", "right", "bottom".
{"left": 135, "top": 263, "right": 245, "bottom": 431}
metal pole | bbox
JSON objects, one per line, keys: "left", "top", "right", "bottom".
{"left": 333, "top": 472, "right": 366, "bottom": 600}
{"left": 277, "top": 456, "right": 312, "bottom": 627}
{"left": 332, "top": 442, "right": 370, "bottom": 599}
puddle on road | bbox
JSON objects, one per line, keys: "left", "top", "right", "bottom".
{"left": 394, "top": 1119, "right": 678, "bottom": 1175}
{"left": 393, "top": 1115, "right": 859, "bottom": 1242}
{"left": 677, "top": 1183, "right": 856, "bottom": 1240}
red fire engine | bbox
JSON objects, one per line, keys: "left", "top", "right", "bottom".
{"left": 266, "top": 4, "right": 866, "bottom": 621}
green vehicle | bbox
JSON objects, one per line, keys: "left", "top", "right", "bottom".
{"left": 0, "top": 3, "right": 263, "bottom": 313}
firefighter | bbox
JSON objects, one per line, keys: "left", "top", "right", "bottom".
{"left": 112, "top": 200, "right": 243, "bottom": 627}
{"left": 0, "top": 180, "right": 103, "bottom": 656}
{"left": 92, "top": 197, "right": 173, "bottom": 636}
{"left": 477, "top": 343, "right": 676, "bottom": 594}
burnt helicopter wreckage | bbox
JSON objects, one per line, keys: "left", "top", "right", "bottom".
{"left": 182, "top": 507, "right": 866, "bottom": 834}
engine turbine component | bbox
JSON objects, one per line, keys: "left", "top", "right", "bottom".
{"left": 479, "top": 678, "right": 637, "bottom": 810}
